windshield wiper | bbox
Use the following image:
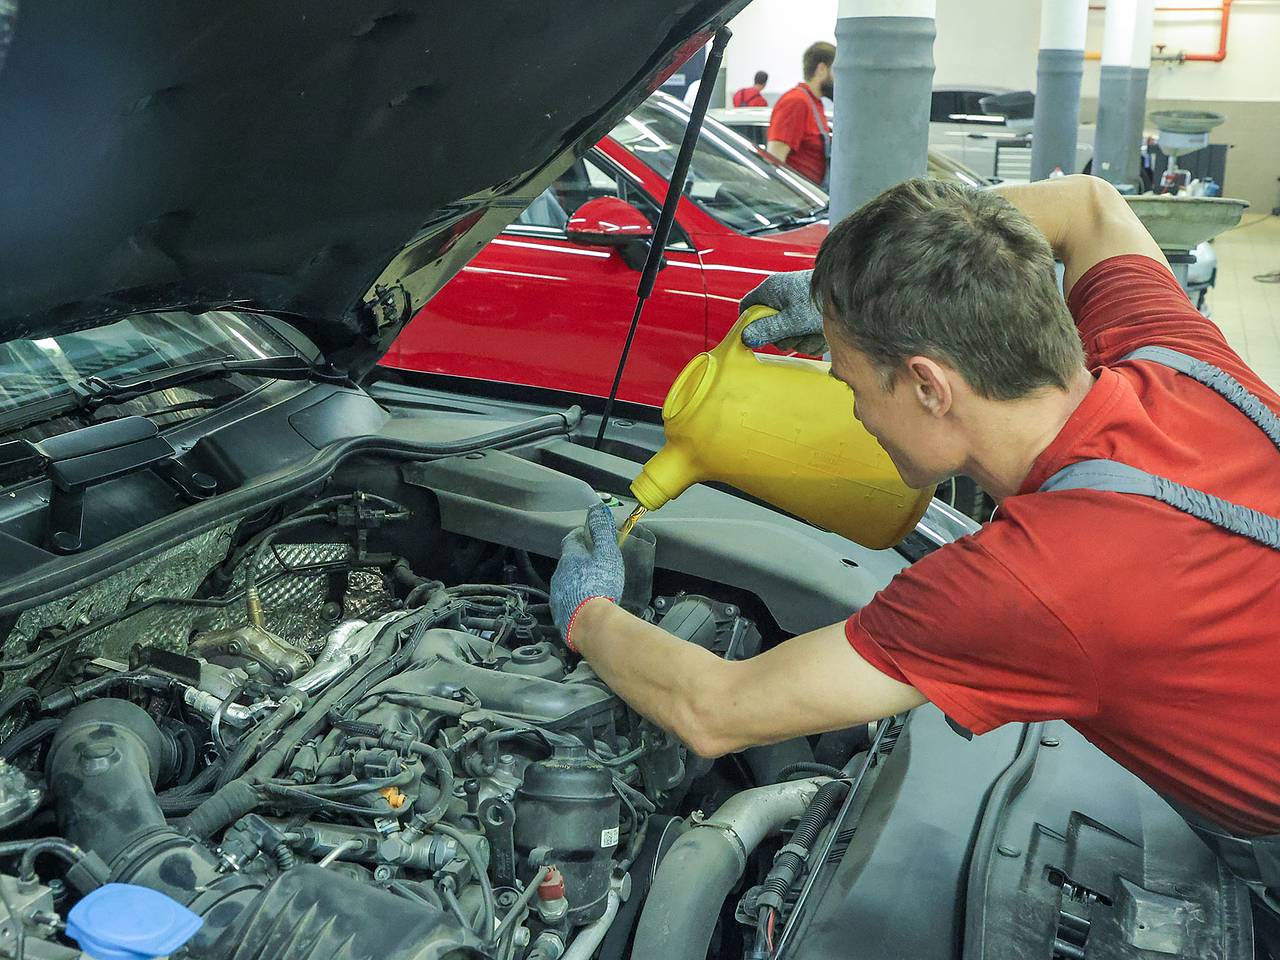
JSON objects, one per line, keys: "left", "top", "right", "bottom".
{"left": 742, "top": 207, "right": 829, "bottom": 236}
{"left": 0, "top": 355, "right": 350, "bottom": 436}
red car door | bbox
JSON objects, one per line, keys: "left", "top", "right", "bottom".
{"left": 382, "top": 150, "right": 707, "bottom": 408}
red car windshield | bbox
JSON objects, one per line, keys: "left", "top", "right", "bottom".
{"left": 610, "top": 94, "right": 827, "bottom": 235}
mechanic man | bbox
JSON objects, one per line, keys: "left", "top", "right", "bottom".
{"left": 732, "top": 70, "right": 769, "bottom": 108}
{"left": 549, "top": 174, "right": 1280, "bottom": 942}
{"left": 766, "top": 42, "right": 833, "bottom": 186}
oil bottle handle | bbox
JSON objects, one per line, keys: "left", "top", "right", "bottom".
{"left": 712, "top": 305, "right": 779, "bottom": 368}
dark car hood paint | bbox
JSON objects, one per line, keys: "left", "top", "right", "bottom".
{"left": 0, "top": 1, "right": 743, "bottom": 374}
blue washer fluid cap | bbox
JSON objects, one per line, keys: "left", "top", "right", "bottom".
{"left": 67, "top": 883, "right": 203, "bottom": 960}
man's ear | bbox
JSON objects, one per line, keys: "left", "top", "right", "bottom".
{"left": 906, "top": 356, "right": 953, "bottom": 417}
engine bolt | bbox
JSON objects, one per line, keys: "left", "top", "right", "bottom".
{"left": 997, "top": 844, "right": 1021, "bottom": 858}
{"left": 1040, "top": 737, "right": 1060, "bottom": 747}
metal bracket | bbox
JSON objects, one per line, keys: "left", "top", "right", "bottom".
{"left": 479, "top": 797, "right": 518, "bottom": 888}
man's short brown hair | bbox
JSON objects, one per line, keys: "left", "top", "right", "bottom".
{"left": 811, "top": 178, "right": 1086, "bottom": 401}
{"left": 802, "top": 42, "right": 835, "bottom": 81}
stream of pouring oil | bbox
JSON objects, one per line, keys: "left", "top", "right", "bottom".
{"left": 616, "top": 505, "right": 647, "bottom": 546}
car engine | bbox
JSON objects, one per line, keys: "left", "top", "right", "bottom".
{"left": 0, "top": 488, "right": 862, "bottom": 960}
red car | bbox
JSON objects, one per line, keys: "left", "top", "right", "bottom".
{"left": 381, "top": 92, "right": 829, "bottom": 407}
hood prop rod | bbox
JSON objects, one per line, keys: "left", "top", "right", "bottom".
{"left": 593, "top": 27, "right": 731, "bottom": 449}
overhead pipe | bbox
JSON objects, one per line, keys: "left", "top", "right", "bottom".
{"left": 1083, "top": 1, "right": 1231, "bottom": 62}
{"left": 1183, "top": 0, "right": 1232, "bottom": 59}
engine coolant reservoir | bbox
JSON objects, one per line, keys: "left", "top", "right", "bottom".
{"left": 629, "top": 306, "right": 933, "bottom": 550}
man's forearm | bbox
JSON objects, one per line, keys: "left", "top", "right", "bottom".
{"left": 570, "top": 599, "right": 927, "bottom": 758}
{"left": 993, "top": 174, "right": 1167, "bottom": 294}
{"left": 572, "top": 598, "right": 733, "bottom": 756}
{"left": 991, "top": 175, "right": 1091, "bottom": 258}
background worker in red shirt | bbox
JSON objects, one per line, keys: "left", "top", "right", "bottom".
{"left": 732, "top": 70, "right": 769, "bottom": 108}
{"left": 549, "top": 174, "right": 1280, "bottom": 943}
{"left": 766, "top": 42, "right": 833, "bottom": 186}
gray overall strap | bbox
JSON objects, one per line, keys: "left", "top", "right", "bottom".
{"left": 1044, "top": 348, "right": 1280, "bottom": 900}
{"left": 1125, "top": 345, "right": 1280, "bottom": 447}
{"left": 803, "top": 92, "right": 831, "bottom": 189}
{"left": 1040, "top": 347, "right": 1280, "bottom": 552}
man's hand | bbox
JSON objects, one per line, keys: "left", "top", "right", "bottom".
{"left": 739, "top": 270, "right": 827, "bottom": 354}
{"left": 550, "top": 503, "right": 624, "bottom": 651}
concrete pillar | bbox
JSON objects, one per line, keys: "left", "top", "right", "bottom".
{"left": 1125, "top": 0, "right": 1155, "bottom": 187}
{"left": 1031, "top": 0, "right": 1088, "bottom": 180}
{"left": 829, "top": 0, "right": 937, "bottom": 223}
{"left": 1093, "top": 0, "right": 1153, "bottom": 190}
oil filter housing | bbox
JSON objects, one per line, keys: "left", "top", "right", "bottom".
{"left": 515, "top": 745, "right": 620, "bottom": 925}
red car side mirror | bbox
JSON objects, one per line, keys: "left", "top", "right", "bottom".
{"left": 565, "top": 197, "right": 656, "bottom": 270}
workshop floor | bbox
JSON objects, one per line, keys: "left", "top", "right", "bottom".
{"left": 1210, "top": 214, "right": 1280, "bottom": 391}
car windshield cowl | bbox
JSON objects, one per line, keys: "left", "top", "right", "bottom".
{"left": 0, "top": 310, "right": 308, "bottom": 437}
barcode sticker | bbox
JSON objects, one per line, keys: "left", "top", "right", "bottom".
{"left": 600, "top": 826, "right": 619, "bottom": 848}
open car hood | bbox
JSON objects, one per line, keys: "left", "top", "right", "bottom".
{"left": 0, "top": 1, "right": 743, "bottom": 375}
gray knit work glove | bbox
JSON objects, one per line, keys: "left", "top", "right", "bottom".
{"left": 739, "top": 269, "right": 827, "bottom": 355}
{"left": 550, "top": 503, "right": 624, "bottom": 652}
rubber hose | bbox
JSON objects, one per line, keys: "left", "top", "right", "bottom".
{"left": 0, "top": 686, "right": 39, "bottom": 722}
{"left": 244, "top": 517, "right": 315, "bottom": 618}
{"left": 18, "top": 838, "right": 86, "bottom": 882}
{"left": 390, "top": 559, "right": 427, "bottom": 591}
{"left": 158, "top": 792, "right": 215, "bottom": 815}
{"left": 45, "top": 701, "right": 170, "bottom": 864}
{"left": 630, "top": 831, "right": 742, "bottom": 960}
{"left": 599, "top": 816, "right": 685, "bottom": 960}
{"left": 0, "top": 837, "right": 72, "bottom": 857}
{"left": 156, "top": 758, "right": 224, "bottom": 813}
{"left": 0, "top": 718, "right": 59, "bottom": 761}
{"left": 179, "top": 779, "right": 260, "bottom": 840}
{"left": 330, "top": 716, "right": 381, "bottom": 739}
{"left": 408, "top": 743, "right": 454, "bottom": 827}
{"left": 157, "top": 762, "right": 223, "bottom": 803}
{"left": 776, "top": 761, "right": 846, "bottom": 782}
{"left": 744, "top": 739, "right": 816, "bottom": 786}
{"left": 631, "top": 778, "right": 824, "bottom": 960}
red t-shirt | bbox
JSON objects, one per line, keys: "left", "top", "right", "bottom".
{"left": 732, "top": 87, "right": 768, "bottom": 108}
{"left": 847, "top": 255, "right": 1280, "bottom": 836}
{"left": 767, "top": 84, "right": 828, "bottom": 184}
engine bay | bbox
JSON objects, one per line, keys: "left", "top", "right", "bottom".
{"left": 0, "top": 479, "right": 869, "bottom": 960}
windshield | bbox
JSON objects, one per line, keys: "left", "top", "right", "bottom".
{"left": 0, "top": 311, "right": 295, "bottom": 415}
{"left": 610, "top": 93, "right": 827, "bottom": 234}
{"left": 926, "top": 150, "right": 988, "bottom": 188}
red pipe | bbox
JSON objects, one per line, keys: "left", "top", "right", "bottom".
{"left": 1084, "top": 1, "right": 1231, "bottom": 63}
{"left": 1181, "top": 0, "right": 1231, "bottom": 60}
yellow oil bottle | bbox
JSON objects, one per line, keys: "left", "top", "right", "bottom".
{"left": 628, "top": 306, "right": 933, "bottom": 551}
